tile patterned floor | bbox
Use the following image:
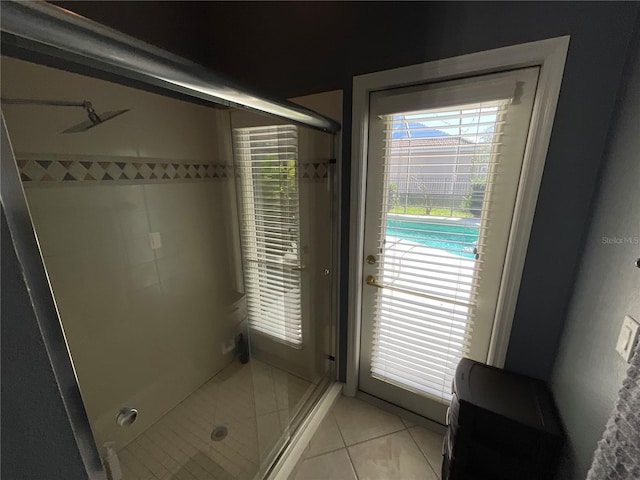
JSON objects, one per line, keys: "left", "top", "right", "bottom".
{"left": 291, "top": 396, "right": 444, "bottom": 480}
{"left": 118, "top": 359, "right": 311, "bottom": 480}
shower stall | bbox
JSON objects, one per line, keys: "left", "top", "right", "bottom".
{"left": 1, "top": 3, "right": 340, "bottom": 480}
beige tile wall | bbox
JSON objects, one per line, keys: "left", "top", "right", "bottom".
{"left": 25, "top": 180, "right": 238, "bottom": 450}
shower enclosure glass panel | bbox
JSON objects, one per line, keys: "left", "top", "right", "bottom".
{"left": 230, "top": 110, "right": 336, "bottom": 473}
{"left": 2, "top": 55, "right": 335, "bottom": 480}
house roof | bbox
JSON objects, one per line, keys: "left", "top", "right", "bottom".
{"left": 391, "top": 124, "right": 475, "bottom": 147}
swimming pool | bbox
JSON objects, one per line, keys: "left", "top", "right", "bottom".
{"left": 386, "top": 216, "right": 479, "bottom": 258}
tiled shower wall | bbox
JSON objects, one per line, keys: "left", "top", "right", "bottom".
{"left": 14, "top": 152, "right": 331, "bottom": 457}
{"left": 16, "top": 150, "right": 332, "bottom": 454}
{"left": 1, "top": 55, "right": 242, "bottom": 452}
{"left": 23, "top": 166, "right": 239, "bottom": 451}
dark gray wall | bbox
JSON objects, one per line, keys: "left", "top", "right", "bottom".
{"left": 53, "top": 1, "right": 214, "bottom": 67}
{"left": 551, "top": 31, "right": 640, "bottom": 480}
{"left": 1, "top": 208, "right": 88, "bottom": 480}
{"left": 46, "top": 1, "right": 640, "bottom": 381}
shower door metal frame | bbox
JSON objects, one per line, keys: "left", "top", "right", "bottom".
{"left": 0, "top": 114, "right": 107, "bottom": 479}
{"left": 0, "top": 2, "right": 341, "bottom": 478}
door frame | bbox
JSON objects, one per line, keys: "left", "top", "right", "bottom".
{"left": 346, "top": 36, "right": 570, "bottom": 397}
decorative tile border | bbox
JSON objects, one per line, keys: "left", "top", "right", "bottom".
{"left": 16, "top": 157, "right": 330, "bottom": 186}
{"left": 299, "top": 162, "right": 330, "bottom": 180}
{"left": 17, "top": 158, "right": 232, "bottom": 184}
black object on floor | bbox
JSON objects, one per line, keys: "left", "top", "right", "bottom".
{"left": 237, "top": 333, "right": 250, "bottom": 364}
{"left": 442, "top": 358, "right": 565, "bottom": 480}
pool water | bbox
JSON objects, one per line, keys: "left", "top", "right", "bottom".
{"left": 386, "top": 218, "right": 479, "bottom": 258}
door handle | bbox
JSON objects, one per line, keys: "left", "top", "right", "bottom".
{"left": 366, "top": 275, "right": 381, "bottom": 286}
{"left": 365, "top": 275, "right": 471, "bottom": 307}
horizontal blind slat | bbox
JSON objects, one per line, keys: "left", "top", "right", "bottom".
{"left": 376, "top": 291, "right": 475, "bottom": 322}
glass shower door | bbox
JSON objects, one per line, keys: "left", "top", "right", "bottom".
{"left": 230, "top": 111, "right": 336, "bottom": 473}
{"left": 2, "top": 53, "right": 336, "bottom": 480}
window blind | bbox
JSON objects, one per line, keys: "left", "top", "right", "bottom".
{"left": 371, "top": 100, "right": 508, "bottom": 402}
{"left": 234, "top": 124, "right": 302, "bottom": 347}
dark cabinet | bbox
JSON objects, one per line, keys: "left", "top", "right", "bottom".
{"left": 442, "top": 358, "right": 565, "bottom": 480}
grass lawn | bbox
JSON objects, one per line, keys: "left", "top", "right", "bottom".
{"left": 389, "top": 206, "right": 473, "bottom": 218}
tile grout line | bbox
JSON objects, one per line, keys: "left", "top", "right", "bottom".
{"left": 304, "top": 423, "right": 411, "bottom": 460}
{"left": 345, "top": 403, "right": 443, "bottom": 479}
{"left": 301, "top": 399, "right": 443, "bottom": 480}
{"left": 406, "top": 427, "right": 442, "bottom": 480}
{"left": 342, "top": 424, "right": 407, "bottom": 450}
{"left": 303, "top": 444, "right": 347, "bottom": 461}
{"left": 330, "top": 411, "right": 360, "bottom": 480}
{"left": 340, "top": 422, "right": 441, "bottom": 480}
{"left": 120, "top": 360, "right": 295, "bottom": 480}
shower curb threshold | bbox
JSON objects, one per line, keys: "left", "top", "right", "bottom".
{"left": 267, "top": 382, "right": 344, "bottom": 480}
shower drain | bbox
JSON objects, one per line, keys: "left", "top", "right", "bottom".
{"left": 211, "top": 425, "right": 228, "bottom": 442}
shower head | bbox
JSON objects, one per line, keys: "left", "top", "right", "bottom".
{"left": 0, "top": 97, "right": 130, "bottom": 134}
{"left": 62, "top": 105, "right": 130, "bottom": 134}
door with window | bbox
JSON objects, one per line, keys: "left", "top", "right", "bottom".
{"left": 359, "top": 68, "right": 539, "bottom": 422}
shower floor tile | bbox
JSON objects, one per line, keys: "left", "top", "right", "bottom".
{"left": 118, "top": 359, "right": 311, "bottom": 480}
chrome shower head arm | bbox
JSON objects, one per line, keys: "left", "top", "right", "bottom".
{"left": 0, "top": 96, "right": 129, "bottom": 133}
{"left": 62, "top": 109, "right": 129, "bottom": 134}
{"left": 0, "top": 97, "right": 90, "bottom": 108}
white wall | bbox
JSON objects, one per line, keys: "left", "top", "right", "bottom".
{"left": 1, "top": 57, "right": 239, "bottom": 451}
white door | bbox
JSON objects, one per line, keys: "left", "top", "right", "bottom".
{"left": 359, "top": 67, "right": 539, "bottom": 423}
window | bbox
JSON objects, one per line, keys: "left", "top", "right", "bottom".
{"left": 234, "top": 125, "right": 303, "bottom": 346}
{"left": 372, "top": 100, "right": 507, "bottom": 402}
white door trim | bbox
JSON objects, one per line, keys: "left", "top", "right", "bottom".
{"left": 346, "top": 36, "right": 569, "bottom": 397}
